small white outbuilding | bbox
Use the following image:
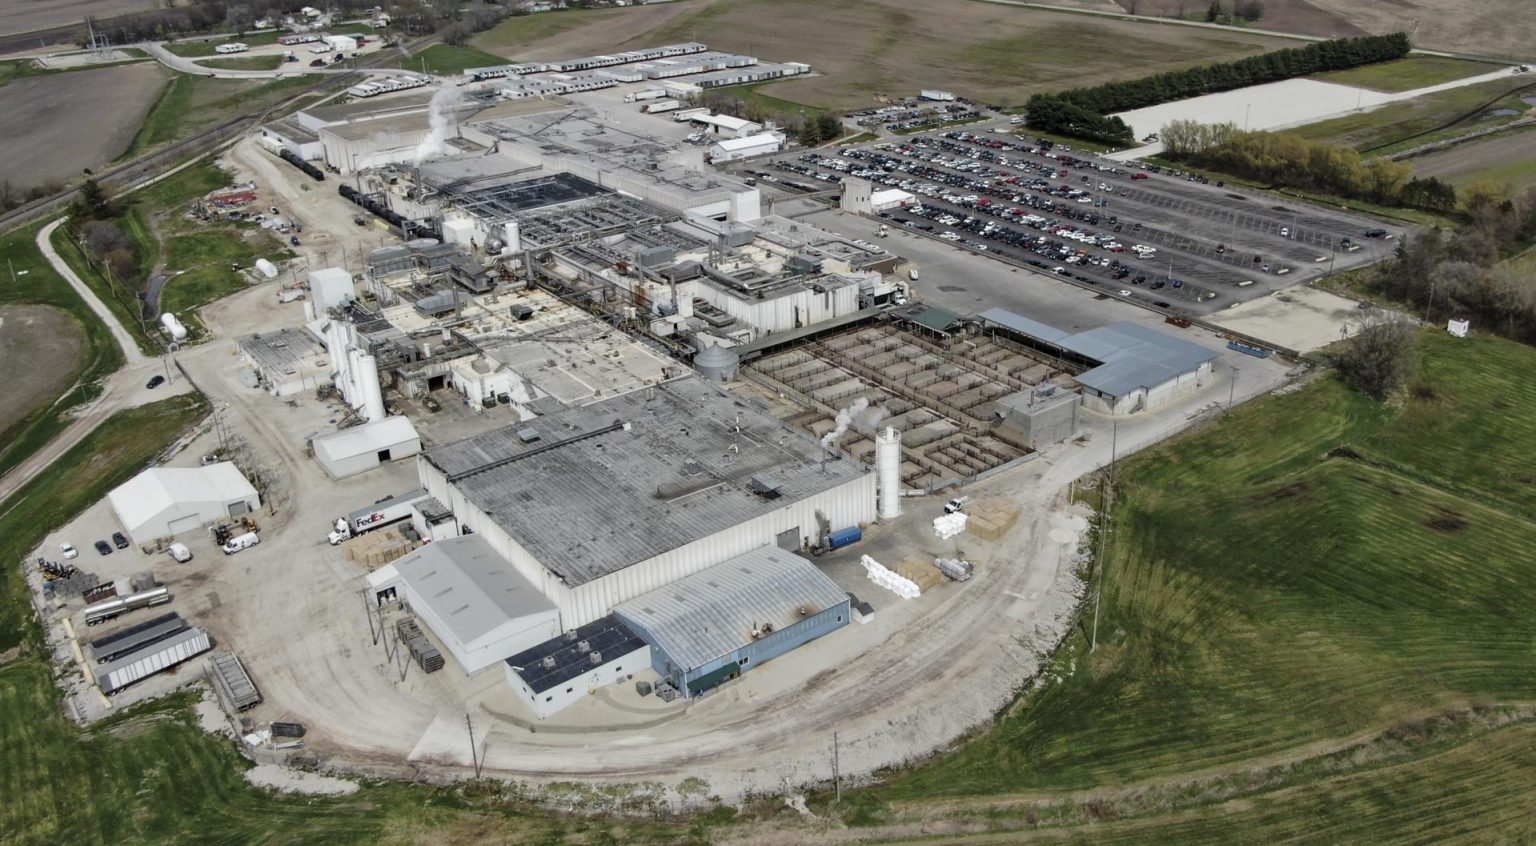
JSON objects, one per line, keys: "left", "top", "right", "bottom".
{"left": 311, "top": 416, "right": 422, "bottom": 479}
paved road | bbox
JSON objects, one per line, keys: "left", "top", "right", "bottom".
{"left": 141, "top": 41, "right": 362, "bottom": 80}
{"left": 0, "top": 221, "right": 189, "bottom": 508}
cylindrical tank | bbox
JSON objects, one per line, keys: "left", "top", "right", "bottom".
{"left": 876, "top": 427, "right": 902, "bottom": 520}
{"left": 255, "top": 258, "right": 278, "bottom": 279}
{"left": 345, "top": 346, "right": 364, "bottom": 408}
{"left": 357, "top": 354, "right": 386, "bottom": 422}
{"left": 160, "top": 312, "right": 188, "bottom": 341}
{"left": 693, "top": 342, "right": 739, "bottom": 382}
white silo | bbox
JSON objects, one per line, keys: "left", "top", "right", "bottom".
{"left": 357, "top": 354, "right": 386, "bottom": 422}
{"left": 876, "top": 427, "right": 902, "bottom": 520}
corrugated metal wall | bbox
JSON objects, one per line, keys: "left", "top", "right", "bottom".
{"left": 640, "top": 600, "right": 850, "bottom": 695}
{"left": 421, "top": 458, "right": 875, "bottom": 629}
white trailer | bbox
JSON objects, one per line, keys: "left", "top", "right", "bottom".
{"left": 96, "top": 626, "right": 211, "bottom": 695}
{"left": 624, "top": 88, "right": 666, "bottom": 103}
{"left": 329, "top": 487, "right": 429, "bottom": 544}
{"left": 641, "top": 98, "right": 681, "bottom": 114}
{"left": 921, "top": 89, "right": 957, "bottom": 102}
{"left": 214, "top": 42, "right": 249, "bottom": 54}
{"left": 672, "top": 107, "right": 709, "bottom": 122}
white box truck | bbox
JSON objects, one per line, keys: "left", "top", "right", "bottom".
{"left": 329, "top": 488, "right": 430, "bottom": 544}
{"left": 624, "top": 88, "right": 666, "bottom": 103}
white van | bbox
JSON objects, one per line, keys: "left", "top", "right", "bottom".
{"left": 168, "top": 542, "right": 192, "bottom": 563}
{"left": 944, "top": 496, "right": 972, "bottom": 514}
{"left": 908, "top": 269, "right": 920, "bottom": 282}
{"left": 221, "top": 532, "right": 260, "bottom": 555}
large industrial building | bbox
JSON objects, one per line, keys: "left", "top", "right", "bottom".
{"left": 108, "top": 463, "right": 261, "bottom": 544}
{"left": 415, "top": 376, "right": 875, "bottom": 629}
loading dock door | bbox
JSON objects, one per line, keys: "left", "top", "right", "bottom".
{"left": 776, "top": 527, "right": 800, "bottom": 551}
{"left": 227, "top": 500, "right": 250, "bottom": 517}
{"left": 167, "top": 514, "right": 204, "bottom": 536}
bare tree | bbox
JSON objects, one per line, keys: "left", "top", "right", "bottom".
{"left": 1336, "top": 316, "right": 1418, "bottom": 401}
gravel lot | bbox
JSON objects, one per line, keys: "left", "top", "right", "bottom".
{"left": 0, "top": 62, "right": 165, "bottom": 194}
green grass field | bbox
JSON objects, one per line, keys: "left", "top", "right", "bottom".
{"left": 0, "top": 223, "right": 125, "bottom": 483}
{"left": 408, "top": 43, "right": 512, "bottom": 76}
{"left": 828, "top": 331, "right": 1536, "bottom": 841}
{"left": 1312, "top": 55, "right": 1498, "bottom": 92}
{"left": 1291, "top": 76, "right": 1536, "bottom": 154}
{"left": 198, "top": 55, "right": 285, "bottom": 71}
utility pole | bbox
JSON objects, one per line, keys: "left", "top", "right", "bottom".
{"left": 466, "top": 712, "right": 483, "bottom": 778}
{"left": 1227, "top": 365, "right": 1239, "bottom": 412}
{"left": 361, "top": 589, "right": 378, "bottom": 645}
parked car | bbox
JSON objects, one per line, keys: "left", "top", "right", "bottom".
{"left": 60, "top": 543, "right": 78, "bottom": 560}
{"left": 146, "top": 375, "right": 166, "bottom": 389}
{"left": 94, "top": 540, "right": 112, "bottom": 556}
{"left": 111, "top": 532, "right": 129, "bottom": 549}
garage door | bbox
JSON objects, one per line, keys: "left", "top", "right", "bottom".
{"left": 166, "top": 514, "right": 204, "bottom": 537}
{"left": 776, "top": 527, "right": 801, "bottom": 552}
{"left": 227, "top": 500, "right": 250, "bottom": 517}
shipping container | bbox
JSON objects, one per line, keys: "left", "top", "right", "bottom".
{"left": 97, "top": 626, "right": 211, "bottom": 695}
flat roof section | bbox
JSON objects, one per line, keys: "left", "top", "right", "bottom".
{"left": 238, "top": 328, "right": 323, "bottom": 375}
{"left": 614, "top": 545, "right": 847, "bottom": 670}
{"left": 505, "top": 614, "right": 648, "bottom": 694}
{"left": 424, "top": 377, "right": 869, "bottom": 587}
{"left": 394, "top": 535, "right": 556, "bottom": 648}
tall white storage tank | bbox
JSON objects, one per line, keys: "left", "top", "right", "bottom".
{"left": 357, "top": 354, "right": 386, "bottom": 422}
{"left": 876, "top": 427, "right": 902, "bottom": 520}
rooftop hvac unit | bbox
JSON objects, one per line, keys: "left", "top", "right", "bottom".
{"left": 588, "top": 651, "right": 603, "bottom": 665}
{"left": 576, "top": 640, "right": 591, "bottom": 653}
{"left": 540, "top": 655, "right": 557, "bottom": 670}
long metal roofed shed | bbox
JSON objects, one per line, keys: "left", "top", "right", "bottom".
{"left": 978, "top": 309, "right": 1217, "bottom": 414}
{"left": 614, "top": 545, "right": 850, "bottom": 697}
{"left": 391, "top": 535, "right": 559, "bottom": 674}
{"left": 420, "top": 376, "right": 875, "bottom": 628}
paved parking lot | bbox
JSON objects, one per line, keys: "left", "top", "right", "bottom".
{"left": 752, "top": 129, "right": 1400, "bottom": 317}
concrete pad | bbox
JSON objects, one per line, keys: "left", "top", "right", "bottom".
{"left": 1207, "top": 285, "right": 1368, "bottom": 353}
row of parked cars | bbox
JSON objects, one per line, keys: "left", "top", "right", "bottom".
{"left": 58, "top": 532, "right": 130, "bottom": 560}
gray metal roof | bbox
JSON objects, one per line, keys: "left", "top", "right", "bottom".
{"left": 424, "top": 377, "right": 869, "bottom": 587}
{"left": 978, "top": 308, "right": 1069, "bottom": 345}
{"left": 1064, "top": 322, "right": 1217, "bottom": 397}
{"left": 239, "top": 328, "right": 322, "bottom": 375}
{"left": 505, "top": 614, "right": 648, "bottom": 694}
{"left": 613, "top": 545, "right": 848, "bottom": 670}
{"left": 394, "top": 536, "right": 555, "bottom": 647}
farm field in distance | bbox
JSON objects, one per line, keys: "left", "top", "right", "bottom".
{"left": 827, "top": 331, "right": 1536, "bottom": 842}
{"left": 473, "top": 0, "right": 1296, "bottom": 111}
{"left": 0, "top": 62, "right": 165, "bottom": 194}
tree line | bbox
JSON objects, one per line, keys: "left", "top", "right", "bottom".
{"left": 695, "top": 90, "right": 845, "bottom": 146}
{"left": 1370, "top": 191, "right": 1536, "bottom": 343}
{"left": 1160, "top": 119, "right": 1459, "bottom": 213}
{"left": 1025, "top": 33, "right": 1411, "bottom": 144}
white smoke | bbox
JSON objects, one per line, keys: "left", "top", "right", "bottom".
{"left": 413, "top": 86, "right": 460, "bottom": 164}
{"left": 821, "top": 397, "right": 887, "bottom": 450}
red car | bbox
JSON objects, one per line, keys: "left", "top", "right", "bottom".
{"left": 1132, "top": 173, "right": 1150, "bottom": 180}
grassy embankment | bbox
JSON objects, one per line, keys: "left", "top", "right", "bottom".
{"left": 0, "top": 224, "right": 126, "bottom": 481}
{"left": 1291, "top": 75, "right": 1536, "bottom": 156}
{"left": 831, "top": 330, "right": 1536, "bottom": 842}
{"left": 120, "top": 72, "right": 316, "bottom": 161}
{"left": 405, "top": 43, "right": 511, "bottom": 76}
{"left": 50, "top": 163, "right": 293, "bottom": 345}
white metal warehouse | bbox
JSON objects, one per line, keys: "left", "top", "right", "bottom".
{"left": 311, "top": 416, "right": 422, "bottom": 479}
{"left": 419, "top": 376, "right": 876, "bottom": 628}
{"left": 108, "top": 463, "right": 261, "bottom": 544}
{"left": 385, "top": 536, "right": 559, "bottom": 674}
